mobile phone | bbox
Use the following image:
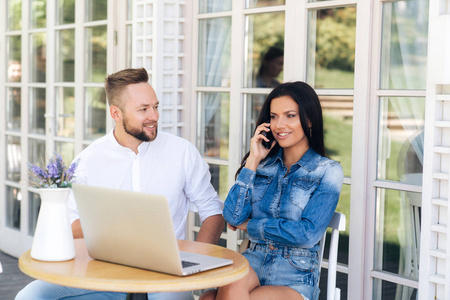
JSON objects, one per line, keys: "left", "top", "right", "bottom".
{"left": 261, "top": 122, "right": 274, "bottom": 149}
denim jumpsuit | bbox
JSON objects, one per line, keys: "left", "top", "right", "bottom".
{"left": 223, "top": 148, "right": 343, "bottom": 300}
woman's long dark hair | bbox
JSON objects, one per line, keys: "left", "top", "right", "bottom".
{"left": 236, "top": 81, "right": 327, "bottom": 178}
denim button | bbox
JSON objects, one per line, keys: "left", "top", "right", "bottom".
{"left": 269, "top": 244, "right": 274, "bottom": 250}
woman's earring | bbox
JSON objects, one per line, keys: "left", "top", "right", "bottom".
{"left": 309, "top": 127, "right": 312, "bottom": 138}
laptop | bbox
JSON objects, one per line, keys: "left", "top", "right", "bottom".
{"left": 72, "top": 184, "right": 233, "bottom": 276}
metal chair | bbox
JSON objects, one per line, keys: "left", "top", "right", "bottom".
{"left": 318, "top": 212, "right": 346, "bottom": 300}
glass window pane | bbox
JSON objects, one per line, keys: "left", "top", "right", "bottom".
{"left": 29, "top": 88, "right": 46, "bottom": 134}
{"left": 85, "top": 87, "right": 107, "bottom": 140}
{"left": 56, "top": 0, "right": 75, "bottom": 25}
{"left": 127, "top": 25, "right": 132, "bottom": 68}
{"left": 127, "top": 0, "right": 132, "bottom": 20}
{"left": 30, "top": 0, "right": 47, "bottom": 28}
{"left": 7, "top": 0, "right": 22, "bottom": 30}
{"left": 6, "top": 136, "right": 21, "bottom": 182}
{"left": 6, "top": 87, "right": 21, "bottom": 131}
{"left": 209, "top": 164, "right": 229, "bottom": 201}
{"left": 198, "top": 17, "right": 231, "bottom": 87}
{"left": 380, "top": 1, "right": 429, "bottom": 90}
{"left": 56, "top": 29, "right": 75, "bottom": 82}
{"left": 28, "top": 138, "right": 46, "bottom": 170}
{"left": 377, "top": 97, "right": 425, "bottom": 184}
{"left": 30, "top": 33, "right": 46, "bottom": 83}
{"left": 56, "top": 87, "right": 75, "bottom": 137}
{"left": 199, "top": 92, "right": 229, "bottom": 160}
{"left": 85, "top": 26, "right": 107, "bottom": 83}
{"left": 7, "top": 36, "right": 22, "bottom": 82}
{"left": 6, "top": 186, "right": 21, "bottom": 230}
{"left": 199, "top": 0, "right": 231, "bottom": 13}
{"left": 55, "top": 142, "right": 75, "bottom": 165}
{"left": 321, "top": 95, "right": 353, "bottom": 177}
{"left": 246, "top": 0, "right": 284, "bottom": 9}
{"left": 373, "top": 278, "right": 418, "bottom": 299}
{"left": 243, "top": 93, "right": 268, "bottom": 155}
{"left": 85, "top": 0, "right": 107, "bottom": 21}
{"left": 245, "top": 13, "right": 284, "bottom": 88}
{"left": 374, "top": 188, "right": 421, "bottom": 280}
{"left": 29, "top": 191, "right": 41, "bottom": 236}
{"left": 307, "top": 7, "right": 356, "bottom": 89}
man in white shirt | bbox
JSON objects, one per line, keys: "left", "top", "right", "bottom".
{"left": 16, "top": 68, "right": 225, "bottom": 300}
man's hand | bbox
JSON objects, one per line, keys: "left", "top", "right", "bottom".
{"left": 196, "top": 214, "right": 225, "bottom": 244}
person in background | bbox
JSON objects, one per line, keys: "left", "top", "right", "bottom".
{"left": 16, "top": 68, "right": 225, "bottom": 300}
{"left": 201, "top": 81, "right": 343, "bottom": 300}
{"left": 255, "top": 47, "right": 284, "bottom": 88}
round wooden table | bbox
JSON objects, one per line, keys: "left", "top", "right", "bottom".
{"left": 19, "top": 239, "right": 249, "bottom": 293}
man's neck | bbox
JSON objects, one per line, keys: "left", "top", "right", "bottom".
{"left": 113, "top": 126, "right": 142, "bottom": 154}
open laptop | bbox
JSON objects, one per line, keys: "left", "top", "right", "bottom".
{"left": 72, "top": 184, "right": 233, "bottom": 276}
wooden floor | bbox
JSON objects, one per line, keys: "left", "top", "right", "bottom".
{"left": 0, "top": 251, "right": 34, "bottom": 300}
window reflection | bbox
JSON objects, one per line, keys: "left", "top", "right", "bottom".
{"left": 374, "top": 188, "right": 421, "bottom": 296}
{"left": 208, "top": 164, "right": 229, "bottom": 201}
{"left": 6, "top": 87, "right": 21, "bottom": 131}
{"left": 30, "top": 33, "right": 46, "bottom": 83}
{"left": 246, "top": 0, "right": 284, "bottom": 8}
{"left": 85, "top": 0, "right": 107, "bottom": 22}
{"left": 7, "top": 0, "right": 22, "bottom": 30}
{"left": 198, "top": 18, "right": 231, "bottom": 87}
{"left": 56, "top": 0, "right": 75, "bottom": 25}
{"left": 29, "top": 88, "right": 46, "bottom": 134}
{"left": 56, "top": 29, "right": 75, "bottom": 82}
{"left": 199, "top": 0, "right": 231, "bottom": 13}
{"left": 380, "top": 1, "right": 429, "bottom": 90}
{"left": 199, "top": 92, "right": 230, "bottom": 160}
{"left": 307, "top": 7, "right": 356, "bottom": 89}
{"left": 6, "top": 136, "right": 21, "bottom": 182}
{"left": 29, "top": 192, "right": 41, "bottom": 236}
{"left": 243, "top": 93, "right": 268, "bottom": 155}
{"left": 30, "top": 0, "right": 47, "bottom": 28}
{"left": 6, "top": 186, "right": 21, "bottom": 230}
{"left": 245, "top": 12, "right": 284, "bottom": 88}
{"left": 84, "top": 87, "right": 107, "bottom": 140}
{"left": 85, "top": 26, "right": 107, "bottom": 83}
{"left": 56, "top": 87, "right": 75, "bottom": 137}
{"left": 320, "top": 95, "right": 353, "bottom": 177}
{"left": 7, "top": 35, "right": 22, "bottom": 82}
{"left": 55, "top": 142, "right": 75, "bottom": 165}
{"left": 377, "top": 97, "right": 425, "bottom": 184}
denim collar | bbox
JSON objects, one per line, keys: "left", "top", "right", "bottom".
{"left": 264, "top": 147, "right": 321, "bottom": 172}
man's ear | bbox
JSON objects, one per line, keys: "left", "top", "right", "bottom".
{"left": 110, "top": 105, "right": 122, "bottom": 122}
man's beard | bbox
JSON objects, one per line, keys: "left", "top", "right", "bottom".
{"left": 123, "top": 116, "right": 157, "bottom": 142}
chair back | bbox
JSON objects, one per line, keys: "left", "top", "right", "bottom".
{"left": 318, "top": 212, "right": 346, "bottom": 300}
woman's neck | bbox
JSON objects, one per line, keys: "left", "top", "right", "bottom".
{"left": 282, "top": 146, "right": 309, "bottom": 172}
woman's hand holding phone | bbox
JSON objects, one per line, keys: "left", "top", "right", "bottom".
{"left": 244, "top": 122, "right": 275, "bottom": 171}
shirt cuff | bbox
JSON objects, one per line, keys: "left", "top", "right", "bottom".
{"left": 247, "top": 218, "right": 269, "bottom": 240}
{"left": 236, "top": 167, "right": 256, "bottom": 188}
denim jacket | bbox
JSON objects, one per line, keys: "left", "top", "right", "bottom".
{"left": 224, "top": 148, "right": 344, "bottom": 249}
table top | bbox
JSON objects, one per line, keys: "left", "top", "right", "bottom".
{"left": 19, "top": 238, "right": 249, "bottom": 293}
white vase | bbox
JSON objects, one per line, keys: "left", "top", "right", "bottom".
{"left": 30, "top": 188, "right": 75, "bottom": 261}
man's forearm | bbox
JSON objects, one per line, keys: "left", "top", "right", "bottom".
{"left": 72, "top": 219, "right": 84, "bottom": 239}
{"left": 195, "top": 214, "right": 225, "bottom": 244}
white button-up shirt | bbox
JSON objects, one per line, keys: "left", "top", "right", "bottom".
{"left": 68, "top": 129, "right": 224, "bottom": 239}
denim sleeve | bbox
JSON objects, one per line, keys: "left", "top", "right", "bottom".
{"left": 247, "top": 162, "right": 344, "bottom": 248}
{"left": 223, "top": 168, "right": 255, "bottom": 226}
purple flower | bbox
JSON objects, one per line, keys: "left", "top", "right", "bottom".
{"left": 28, "top": 154, "right": 79, "bottom": 188}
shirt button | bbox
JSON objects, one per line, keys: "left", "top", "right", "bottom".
{"left": 269, "top": 244, "right": 274, "bottom": 250}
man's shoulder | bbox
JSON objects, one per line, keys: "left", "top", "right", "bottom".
{"left": 155, "top": 131, "right": 193, "bottom": 150}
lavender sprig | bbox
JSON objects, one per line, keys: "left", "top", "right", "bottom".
{"left": 28, "top": 154, "right": 79, "bottom": 188}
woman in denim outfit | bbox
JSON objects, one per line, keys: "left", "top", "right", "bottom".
{"left": 200, "top": 82, "right": 343, "bottom": 300}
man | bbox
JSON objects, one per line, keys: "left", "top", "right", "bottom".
{"left": 16, "top": 68, "right": 225, "bottom": 300}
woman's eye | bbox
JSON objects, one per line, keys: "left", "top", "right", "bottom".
{"left": 288, "top": 114, "right": 296, "bottom": 118}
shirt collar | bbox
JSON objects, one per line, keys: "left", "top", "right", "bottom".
{"left": 108, "top": 128, "right": 151, "bottom": 155}
{"left": 264, "top": 147, "right": 321, "bottom": 171}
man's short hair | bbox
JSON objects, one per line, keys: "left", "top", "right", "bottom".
{"left": 104, "top": 68, "right": 149, "bottom": 108}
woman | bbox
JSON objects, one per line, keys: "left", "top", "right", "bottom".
{"left": 255, "top": 47, "right": 284, "bottom": 88}
{"left": 201, "top": 81, "right": 343, "bottom": 300}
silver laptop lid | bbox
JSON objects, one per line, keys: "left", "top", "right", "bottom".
{"left": 72, "top": 184, "right": 185, "bottom": 275}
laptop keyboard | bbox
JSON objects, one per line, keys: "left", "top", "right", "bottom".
{"left": 181, "top": 260, "right": 200, "bottom": 268}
